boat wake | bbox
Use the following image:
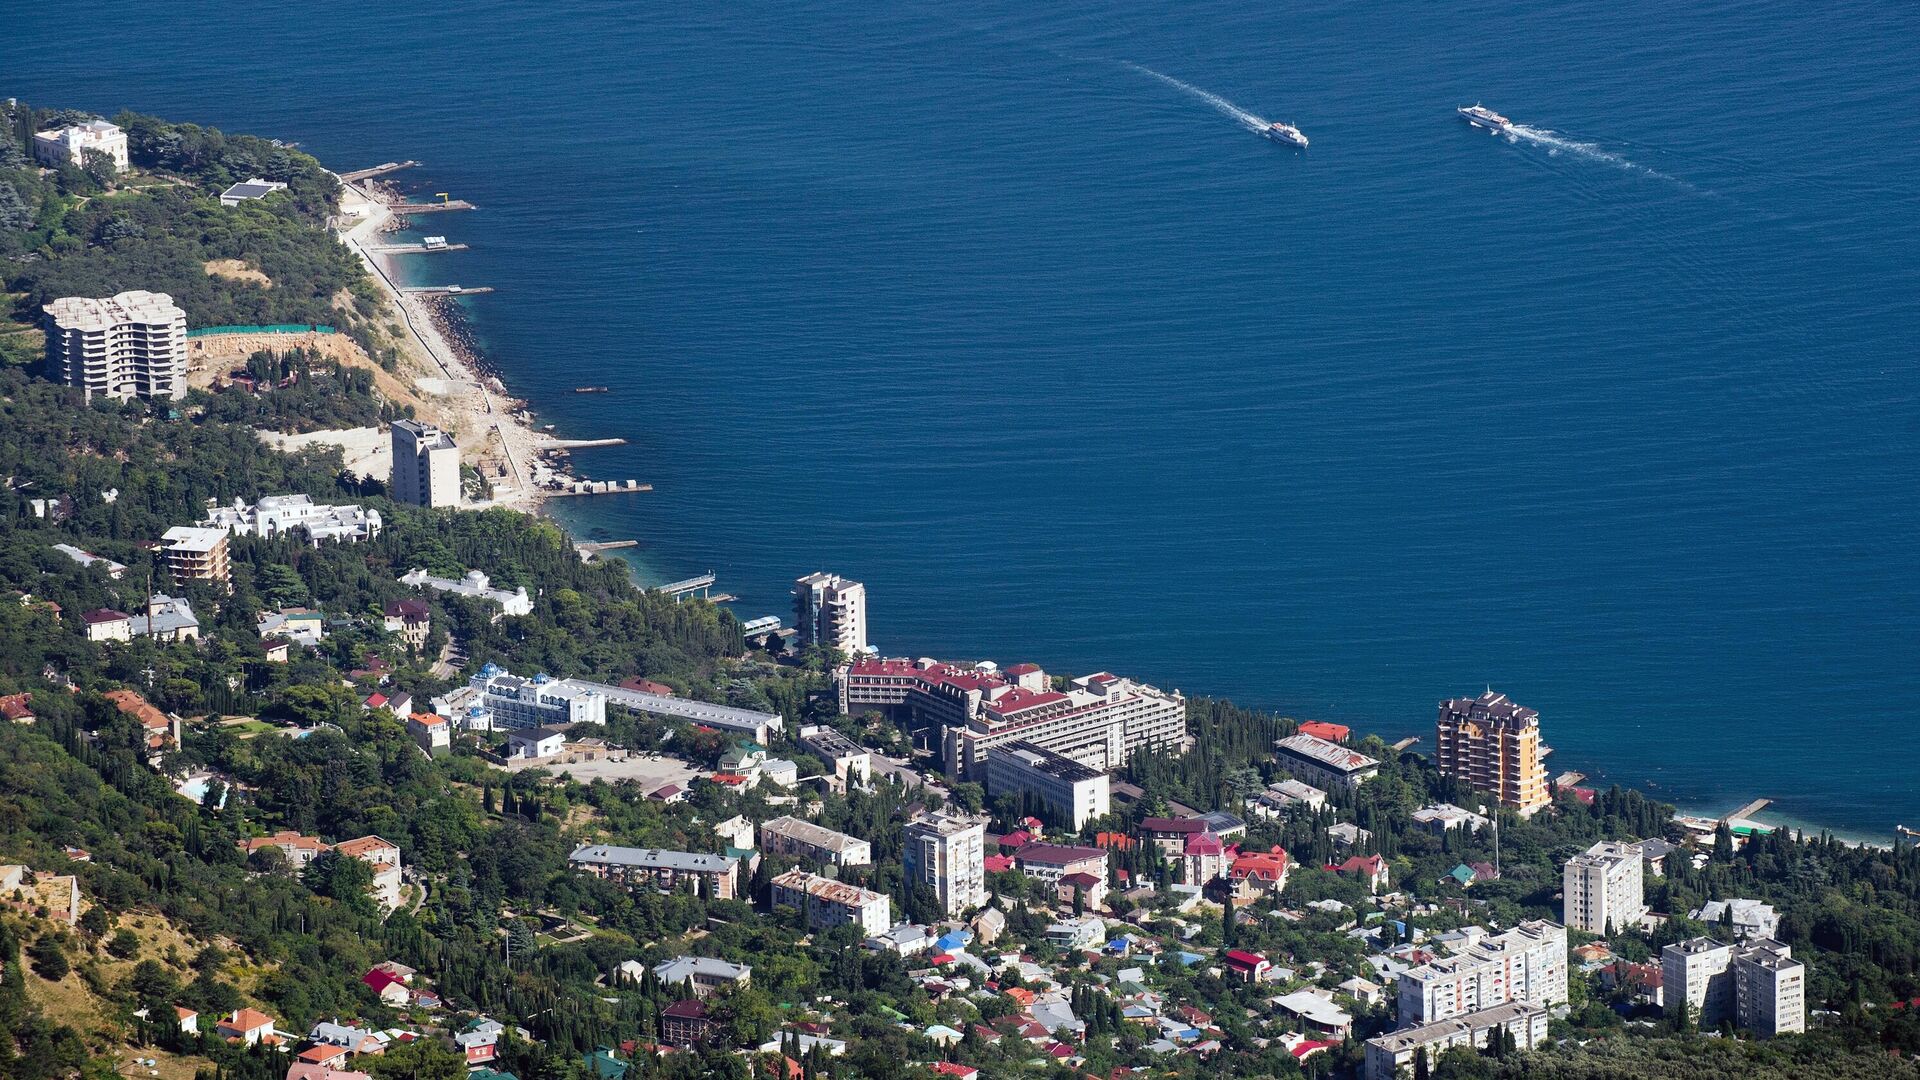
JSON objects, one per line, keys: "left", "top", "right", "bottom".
{"left": 1504, "top": 123, "right": 1684, "bottom": 185}
{"left": 1123, "top": 62, "right": 1268, "bottom": 135}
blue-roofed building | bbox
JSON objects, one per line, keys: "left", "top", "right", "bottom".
{"left": 934, "top": 928, "right": 972, "bottom": 952}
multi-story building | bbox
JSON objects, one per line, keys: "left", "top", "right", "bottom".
{"left": 334, "top": 836, "right": 404, "bottom": 910}
{"left": 837, "top": 658, "right": 1185, "bottom": 782}
{"left": 793, "top": 573, "right": 868, "bottom": 656}
{"left": 160, "top": 526, "right": 232, "bottom": 588}
{"left": 200, "top": 495, "right": 382, "bottom": 546}
{"left": 398, "top": 568, "right": 532, "bottom": 617}
{"left": 769, "top": 869, "right": 892, "bottom": 936}
{"left": 649, "top": 956, "right": 751, "bottom": 999}
{"left": 1563, "top": 840, "right": 1648, "bottom": 934}
{"left": 33, "top": 120, "right": 128, "bottom": 170}
{"left": 1692, "top": 899, "right": 1781, "bottom": 941}
{"left": 406, "top": 712, "right": 451, "bottom": 756}
{"left": 1272, "top": 733, "right": 1379, "bottom": 792}
{"left": 1435, "top": 692, "right": 1552, "bottom": 815}
{"left": 238, "top": 831, "right": 329, "bottom": 869}
{"left": 568, "top": 845, "right": 738, "bottom": 899}
{"left": 758, "top": 816, "right": 872, "bottom": 868}
{"left": 985, "top": 740, "right": 1111, "bottom": 829}
{"left": 390, "top": 419, "right": 460, "bottom": 508}
{"left": 797, "top": 725, "right": 871, "bottom": 787}
{"left": 1662, "top": 937, "right": 1804, "bottom": 1037}
{"left": 464, "top": 664, "right": 607, "bottom": 729}
{"left": 1013, "top": 843, "right": 1108, "bottom": 884}
{"left": 1396, "top": 920, "right": 1568, "bottom": 1026}
{"left": 1364, "top": 1003, "right": 1549, "bottom": 1080}
{"left": 44, "top": 291, "right": 187, "bottom": 401}
{"left": 903, "top": 812, "right": 988, "bottom": 916}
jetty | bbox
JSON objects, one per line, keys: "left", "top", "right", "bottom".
{"left": 544, "top": 437, "right": 628, "bottom": 449}
{"left": 655, "top": 573, "right": 716, "bottom": 600}
{"left": 388, "top": 199, "right": 476, "bottom": 213}
{"left": 366, "top": 241, "right": 470, "bottom": 255}
{"left": 1390, "top": 736, "right": 1421, "bottom": 752}
{"left": 543, "top": 480, "right": 652, "bottom": 498}
{"left": 576, "top": 540, "right": 638, "bottom": 553}
{"left": 401, "top": 285, "right": 494, "bottom": 295}
{"left": 1722, "top": 798, "right": 1771, "bottom": 824}
{"left": 339, "top": 160, "right": 421, "bottom": 182}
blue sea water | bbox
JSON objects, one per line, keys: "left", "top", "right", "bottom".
{"left": 9, "top": 1, "right": 1920, "bottom": 836}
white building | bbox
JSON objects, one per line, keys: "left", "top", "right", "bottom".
{"left": 257, "top": 608, "right": 325, "bottom": 645}
{"left": 793, "top": 572, "right": 868, "bottom": 656}
{"left": 334, "top": 836, "right": 404, "bottom": 910}
{"left": 1045, "top": 915, "right": 1107, "bottom": 950}
{"left": 1563, "top": 840, "right": 1648, "bottom": 934}
{"left": 1251, "top": 778, "right": 1327, "bottom": 817}
{"left": 507, "top": 727, "right": 568, "bottom": 760}
{"left": 770, "top": 869, "right": 891, "bottom": 936}
{"left": 219, "top": 178, "right": 288, "bottom": 207}
{"left": 1396, "top": 921, "right": 1568, "bottom": 1027}
{"left": 52, "top": 543, "right": 127, "bottom": 579}
{"left": 1411, "top": 803, "right": 1490, "bottom": 835}
{"left": 984, "top": 740, "right": 1111, "bottom": 830}
{"left": 44, "top": 291, "right": 187, "bottom": 401}
{"left": 1364, "top": 1002, "right": 1549, "bottom": 1080}
{"left": 390, "top": 419, "right": 460, "bottom": 508}
{"left": 758, "top": 816, "right": 873, "bottom": 868}
{"left": 130, "top": 595, "right": 200, "bottom": 643}
{"left": 399, "top": 568, "right": 532, "bottom": 617}
{"left": 1692, "top": 899, "right": 1780, "bottom": 941}
{"left": 465, "top": 664, "right": 607, "bottom": 730}
{"left": 798, "top": 724, "right": 871, "bottom": 787}
{"left": 1272, "top": 733, "right": 1379, "bottom": 791}
{"left": 903, "top": 812, "right": 988, "bottom": 916}
{"left": 200, "top": 495, "right": 381, "bottom": 545}
{"left": 1662, "top": 936, "right": 1804, "bottom": 1037}
{"left": 33, "top": 120, "right": 128, "bottom": 170}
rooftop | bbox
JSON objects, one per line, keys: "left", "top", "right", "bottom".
{"left": 569, "top": 845, "right": 736, "bottom": 873}
{"left": 990, "top": 740, "right": 1105, "bottom": 783}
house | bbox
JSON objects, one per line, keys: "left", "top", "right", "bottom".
{"left": 104, "top": 688, "right": 180, "bottom": 754}
{"left": 929, "top": 1064, "right": 979, "bottom": 1080}
{"left": 308, "top": 1020, "right": 384, "bottom": 1055}
{"left": 1272, "top": 989, "right": 1352, "bottom": 1036}
{"left": 363, "top": 691, "right": 413, "bottom": 717}
{"left": 258, "top": 608, "right": 325, "bottom": 646}
{"left": 82, "top": 609, "right": 133, "bottom": 643}
{"left": 1046, "top": 915, "right": 1107, "bottom": 950}
{"left": 1222, "top": 950, "right": 1271, "bottom": 983}
{"left": 217, "top": 1008, "right": 278, "bottom": 1046}
{"left": 0, "top": 693, "right": 34, "bottom": 725}
{"left": 334, "top": 836, "right": 403, "bottom": 910}
{"left": 240, "top": 831, "right": 330, "bottom": 868}
{"left": 972, "top": 907, "right": 1007, "bottom": 945}
{"left": 52, "top": 543, "right": 127, "bottom": 578}
{"left": 1339, "top": 976, "right": 1384, "bottom": 1005}
{"left": 456, "top": 1020, "right": 505, "bottom": 1065}
{"left": 583, "top": 1047, "right": 628, "bottom": 1080}
{"left": 508, "top": 726, "right": 568, "bottom": 760}
{"left": 1229, "top": 848, "right": 1292, "bottom": 894}
{"left": 382, "top": 600, "right": 431, "bottom": 650}
{"left": 1447, "top": 863, "right": 1479, "bottom": 888}
{"left": 131, "top": 595, "right": 201, "bottom": 643}
{"left": 1412, "top": 803, "right": 1489, "bottom": 836}
{"left": 651, "top": 956, "right": 752, "bottom": 998}
{"left": 175, "top": 1007, "right": 199, "bottom": 1035}
{"left": 407, "top": 713, "right": 451, "bottom": 756}
{"left": 362, "top": 967, "right": 411, "bottom": 1005}
{"left": 1179, "top": 832, "right": 1229, "bottom": 885}
{"left": 219, "top": 178, "right": 289, "bottom": 206}
{"left": 1334, "top": 854, "right": 1388, "bottom": 894}
{"left": 263, "top": 638, "right": 292, "bottom": 663}
{"left": 1016, "top": 843, "right": 1108, "bottom": 883}
{"left": 1692, "top": 898, "right": 1780, "bottom": 940}
{"left": 1057, "top": 871, "right": 1109, "bottom": 910}
{"left": 1327, "top": 822, "right": 1371, "bottom": 849}
{"left": 866, "top": 924, "right": 933, "bottom": 956}
{"left": 646, "top": 783, "right": 686, "bottom": 804}
{"left": 1297, "top": 721, "right": 1350, "bottom": 743}
{"left": 660, "top": 1000, "right": 716, "bottom": 1048}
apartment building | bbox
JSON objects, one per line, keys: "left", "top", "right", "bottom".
{"left": 390, "top": 419, "right": 461, "bottom": 508}
{"left": 1563, "top": 840, "right": 1648, "bottom": 934}
{"left": 33, "top": 120, "right": 128, "bottom": 170}
{"left": 984, "top": 740, "right": 1111, "bottom": 829}
{"left": 568, "top": 845, "right": 739, "bottom": 900}
{"left": 1272, "top": 733, "right": 1380, "bottom": 792}
{"left": 463, "top": 664, "right": 607, "bottom": 729}
{"left": 44, "top": 291, "right": 187, "bottom": 401}
{"left": 1396, "top": 920, "right": 1569, "bottom": 1026}
{"left": 837, "top": 658, "right": 1185, "bottom": 782}
{"left": 161, "top": 526, "right": 232, "bottom": 588}
{"left": 903, "top": 812, "right": 988, "bottom": 916}
{"left": 770, "top": 869, "right": 892, "bottom": 936}
{"left": 797, "top": 725, "right": 871, "bottom": 787}
{"left": 793, "top": 573, "right": 868, "bottom": 655}
{"left": 1364, "top": 1002, "right": 1549, "bottom": 1080}
{"left": 1435, "top": 691, "right": 1552, "bottom": 815}
{"left": 1013, "top": 843, "right": 1108, "bottom": 884}
{"left": 758, "top": 816, "right": 872, "bottom": 868}
{"left": 1662, "top": 937, "right": 1804, "bottom": 1037}
{"left": 200, "top": 495, "right": 382, "bottom": 545}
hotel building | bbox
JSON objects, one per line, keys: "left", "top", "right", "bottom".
{"left": 985, "top": 740, "right": 1111, "bottom": 829}
{"left": 793, "top": 572, "right": 868, "bottom": 656}
{"left": 1435, "top": 691, "right": 1551, "bottom": 814}
{"left": 1662, "top": 937, "right": 1804, "bottom": 1037}
{"left": 837, "top": 657, "right": 1185, "bottom": 782}
{"left": 390, "top": 419, "right": 460, "bottom": 508}
{"left": 1563, "top": 840, "right": 1648, "bottom": 934}
{"left": 1396, "top": 920, "right": 1568, "bottom": 1027}
{"left": 160, "top": 526, "right": 232, "bottom": 588}
{"left": 44, "top": 291, "right": 187, "bottom": 401}
{"left": 464, "top": 664, "right": 607, "bottom": 730}
{"left": 1272, "top": 733, "right": 1380, "bottom": 792}
{"left": 200, "top": 495, "right": 381, "bottom": 545}
{"left": 903, "top": 812, "right": 988, "bottom": 916}
{"left": 33, "top": 120, "right": 128, "bottom": 170}
{"left": 770, "top": 869, "right": 892, "bottom": 936}
{"left": 757, "top": 816, "right": 872, "bottom": 868}
{"left": 568, "top": 845, "right": 739, "bottom": 900}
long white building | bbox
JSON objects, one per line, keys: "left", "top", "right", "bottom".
{"left": 1563, "top": 840, "right": 1648, "bottom": 934}
{"left": 1273, "top": 733, "right": 1380, "bottom": 791}
{"left": 390, "top": 419, "right": 460, "bottom": 508}
{"left": 200, "top": 495, "right": 381, "bottom": 545}
{"left": 794, "top": 572, "right": 868, "bottom": 656}
{"left": 1396, "top": 920, "right": 1568, "bottom": 1027}
{"left": 44, "top": 291, "right": 187, "bottom": 401}
{"left": 758, "top": 816, "right": 872, "bottom": 868}
{"left": 465, "top": 664, "right": 607, "bottom": 730}
{"left": 400, "top": 568, "right": 532, "bottom": 617}
{"left": 33, "top": 120, "right": 128, "bottom": 170}
{"left": 1662, "top": 937, "right": 1804, "bottom": 1037}
{"left": 903, "top": 812, "right": 988, "bottom": 917}
{"left": 985, "top": 740, "right": 1111, "bottom": 830}
{"left": 770, "top": 869, "right": 891, "bottom": 936}
{"left": 838, "top": 658, "right": 1185, "bottom": 782}
{"left": 1364, "top": 1002, "right": 1549, "bottom": 1080}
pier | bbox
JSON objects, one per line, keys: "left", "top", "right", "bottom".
{"left": 339, "top": 161, "right": 421, "bottom": 182}
{"left": 544, "top": 437, "right": 628, "bottom": 449}
{"left": 387, "top": 199, "right": 477, "bottom": 213}
{"left": 1390, "top": 736, "right": 1421, "bottom": 752}
{"left": 655, "top": 573, "right": 716, "bottom": 599}
{"left": 576, "top": 540, "right": 639, "bottom": 553}
{"left": 366, "top": 241, "right": 470, "bottom": 255}
{"left": 543, "top": 480, "right": 652, "bottom": 497}
{"left": 1722, "top": 798, "right": 1772, "bottom": 823}
{"left": 401, "top": 285, "right": 495, "bottom": 295}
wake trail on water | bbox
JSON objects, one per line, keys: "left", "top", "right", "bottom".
{"left": 1122, "top": 62, "right": 1268, "bottom": 134}
{"left": 1503, "top": 123, "right": 1691, "bottom": 188}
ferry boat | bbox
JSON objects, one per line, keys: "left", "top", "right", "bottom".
{"left": 573, "top": 386, "right": 611, "bottom": 394}
{"left": 1262, "top": 122, "right": 1308, "bottom": 148}
{"left": 1457, "top": 104, "right": 1511, "bottom": 133}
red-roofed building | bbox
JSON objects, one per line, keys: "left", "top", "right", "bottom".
{"left": 1334, "top": 854, "right": 1388, "bottom": 894}
{"left": 1222, "top": 950, "right": 1270, "bottom": 984}
{"left": 362, "top": 967, "right": 410, "bottom": 1005}
{"left": 1229, "top": 848, "right": 1291, "bottom": 894}
{"left": 0, "top": 693, "right": 34, "bottom": 725}
{"left": 1137, "top": 816, "right": 1207, "bottom": 856}
{"left": 620, "top": 676, "right": 675, "bottom": 696}
{"left": 1297, "top": 721, "right": 1350, "bottom": 743}
{"left": 1015, "top": 843, "right": 1107, "bottom": 882}
{"left": 983, "top": 854, "right": 1015, "bottom": 873}
{"left": 930, "top": 1064, "right": 978, "bottom": 1080}
{"left": 1056, "top": 871, "right": 1109, "bottom": 910}
{"left": 1181, "top": 831, "right": 1228, "bottom": 884}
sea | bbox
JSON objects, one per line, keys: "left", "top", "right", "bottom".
{"left": 9, "top": 1, "right": 1919, "bottom": 838}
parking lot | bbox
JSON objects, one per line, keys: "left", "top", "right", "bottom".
{"left": 507, "top": 751, "right": 701, "bottom": 790}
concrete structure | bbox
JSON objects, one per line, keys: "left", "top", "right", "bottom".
{"left": 334, "top": 836, "right": 403, "bottom": 910}
{"left": 1563, "top": 840, "right": 1648, "bottom": 934}
{"left": 130, "top": 594, "right": 200, "bottom": 643}
{"left": 1396, "top": 920, "right": 1568, "bottom": 1026}
{"left": 1014, "top": 843, "right": 1108, "bottom": 884}
{"left": 1251, "top": 778, "right": 1327, "bottom": 816}
{"left": 798, "top": 724, "right": 871, "bottom": 787}
{"left": 1692, "top": 899, "right": 1780, "bottom": 941}
{"left": 200, "top": 495, "right": 382, "bottom": 545}
{"left": 43, "top": 291, "right": 185, "bottom": 400}
{"left": 507, "top": 726, "right": 568, "bottom": 760}
{"left": 758, "top": 815, "right": 872, "bottom": 868}
{"left": 903, "top": 812, "right": 988, "bottom": 916}
{"left": 399, "top": 568, "right": 532, "bottom": 617}
{"left": 33, "top": 120, "right": 127, "bottom": 170}
{"left": 1411, "top": 803, "right": 1490, "bottom": 835}
{"left": 1045, "top": 915, "right": 1107, "bottom": 950}
{"left": 838, "top": 658, "right": 1186, "bottom": 782}
{"left": 464, "top": 665, "right": 607, "bottom": 729}
{"left": 1364, "top": 1002, "right": 1550, "bottom": 1080}
{"left": 770, "top": 869, "right": 892, "bottom": 936}
{"left": 575, "top": 679, "right": 782, "bottom": 744}
{"left": 238, "top": 830, "right": 329, "bottom": 868}
{"left": 219, "top": 178, "right": 289, "bottom": 206}
{"left": 985, "top": 740, "right": 1111, "bottom": 829}
{"left": 793, "top": 572, "right": 868, "bottom": 656}
{"left": 569, "top": 845, "right": 738, "bottom": 899}
{"left": 1436, "top": 692, "right": 1552, "bottom": 815}
{"left": 390, "top": 419, "right": 460, "bottom": 508}
{"left": 161, "top": 526, "right": 231, "bottom": 587}
{"left": 1662, "top": 937, "right": 1804, "bottom": 1037}
{"left": 407, "top": 712, "right": 451, "bottom": 756}
{"left": 1272, "top": 733, "right": 1379, "bottom": 791}
{"left": 648, "top": 956, "right": 751, "bottom": 998}
{"left": 257, "top": 607, "right": 325, "bottom": 646}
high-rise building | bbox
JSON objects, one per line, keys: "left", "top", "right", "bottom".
{"left": 1436, "top": 692, "right": 1552, "bottom": 814}
{"left": 793, "top": 572, "right": 868, "bottom": 656}
{"left": 43, "top": 291, "right": 187, "bottom": 401}
{"left": 33, "top": 120, "right": 128, "bottom": 170}
{"left": 1662, "top": 937, "right": 1804, "bottom": 1037}
{"left": 985, "top": 740, "right": 1111, "bottom": 830}
{"left": 390, "top": 419, "right": 461, "bottom": 508}
{"left": 902, "top": 812, "right": 987, "bottom": 916}
{"left": 1396, "top": 920, "right": 1568, "bottom": 1027}
{"left": 1563, "top": 840, "right": 1648, "bottom": 934}
{"left": 160, "top": 526, "right": 232, "bottom": 588}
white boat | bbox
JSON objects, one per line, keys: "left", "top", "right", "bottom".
{"left": 1262, "top": 122, "right": 1308, "bottom": 148}
{"left": 1457, "top": 104, "right": 1511, "bottom": 133}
